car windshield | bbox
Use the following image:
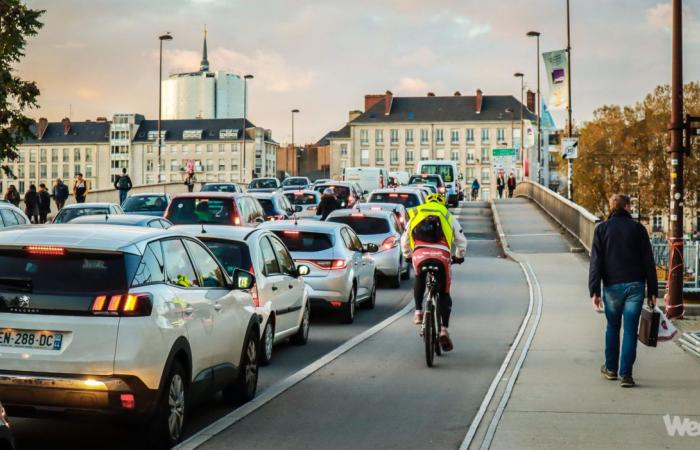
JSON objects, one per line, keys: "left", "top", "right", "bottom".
{"left": 0, "top": 251, "right": 128, "bottom": 293}
{"left": 122, "top": 195, "right": 168, "bottom": 213}
{"left": 201, "top": 239, "right": 252, "bottom": 276}
{"left": 314, "top": 185, "right": 351, "bottom": 199}
{"left": 283, "top": 178, "right": 307, "bottom": 186}
{"left": 420, "top": 165, "right": 454, "bottom": 182}
{"left": 202, "top": 184, "right": 237, "bottom": 193}
{"left": 272, "top": 230, "right": 334, "bottom": 252}
{"left": 408, "top": 175, "right": 443, "bottom": 186}
{"left": 369, "top": 193, "right": 420, "bottom": 208}
{"left": 284, "top": 193, "right": 318, "bottom": 205}
{"left": 328, "top": 216, "right": 390, "bottom": 235}
{"left": 54, "top": 207, "right": 109, "bottom": 223}
{"left": 257, "top": 199, "right": 276, "bottom": 216}
{"left": 167, "top": 198, "right": 233, "bottom": 225}
{"left": 249, "top": 179, "right": 277, "bottom": 189}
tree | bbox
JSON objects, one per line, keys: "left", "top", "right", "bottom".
{"left": 0, "top": 0, "right": 44, "bottom": 178}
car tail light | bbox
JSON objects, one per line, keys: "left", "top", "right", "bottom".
{"left": 90, "top": 293, "right": 152, "bottom": 316}
{"left": 389, "top": 193, "right": 398, "bottom": 198}
{"left": 380, "top": 176, "right": 385, "bottom": 188}
{"left": 308, "top": 206, "right": 317, "bottom": 211}
{"left": 250, "top": 283, "right": 260, "bottom": 307}
{"left": 380, "top": 236, "right": 398, "bottom": 251}
{"left": 284, "top": 230, "right": 300, "bottom": 235}
{"left": 120, "top": 393, "right": 135, "bottom": 409}
{"left": 232, "top": 215, "right": 241, "bottom": 225}
{"left": 438, "top": 186, "right": 446, "bottom": 194}
{"left": 25, "top": 245, "right": 66, "bottom": 256}
{"left": 330, "top": 301, "right": 343, "bottom": 308}
{"left": 348, "top": 195, "right": 355, "bottom": 204}
{"left": 370, "top": 207, "right": 381, "bottom": 211}
{"left": 296, "top": 259, "right": 347, "bottom": 270}
{"left": 351, "top": 213, "right": 364, "bottom": 217}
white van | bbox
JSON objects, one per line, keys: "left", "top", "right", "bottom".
{"left": 342, "top": 167, "right": 390, "bottom": 194}
{"left": 415, "top": 160, "right": 462, "bottom": 207}
{"left": 389, "top": 171, "right": 410, "bottom": 186}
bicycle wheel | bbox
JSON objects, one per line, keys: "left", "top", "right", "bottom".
{"left": 424, "top": 309, "right": 434, "bottom": 367}
{"left": 434, "top": 295, "right": 442, "bottom": 357}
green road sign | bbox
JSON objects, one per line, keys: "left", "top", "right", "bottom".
{"left": 492, "top": 148, "right": 516, "bottom": 157}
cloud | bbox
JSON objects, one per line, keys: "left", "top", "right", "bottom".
{"left": 646, "top": 3, "right": 672, "bottom": 30}
{"left": 452, "top": 16, "right": 492, "bottom": 38}
{"left": 393, "top": 77, "right": 431, "bottom": 95}
{"left": 76, "top": 88, "right": 100, "bottom": 99}
{"left": 393, "top": 47, "right": 436, "bottom": 66}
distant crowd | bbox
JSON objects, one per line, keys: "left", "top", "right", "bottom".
{"left": 2, "top": 174, "right": 90, "bottom": 224}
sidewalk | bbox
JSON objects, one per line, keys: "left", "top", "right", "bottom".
{"left": 491, "top": 199, "right": 700, "bottom": 450}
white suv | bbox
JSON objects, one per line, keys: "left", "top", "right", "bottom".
{"left": 0, "top": 225, "right": 260, "bottom": 448}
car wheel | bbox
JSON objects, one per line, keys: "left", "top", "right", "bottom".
{"left": 361, "top": 275, "right": 376, "bottom": 310}
{"left": 342, "top": 287, "right": 356, "bottom": 324}
{"left": 401, "top": 260, "right": 411, "bottom": 280}
{"left": 258, "top": 320, "right": 274, "bottom": 366}
{"left": 388, "top": 268, "right": 401, "bottom": 288}
{"left": 290, "top": 302, "right": 310, "bottom": 345}
{"left": 223, "top": 329, "right": 259, "bottom": 405}
{"left": 149, "top": 361, "right": 187, "bottom": 449}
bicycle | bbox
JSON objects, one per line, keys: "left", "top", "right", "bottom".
{"left": 420, "top": 264, "right": 443, "bottom": 367}
{"left": 471, "top": 188, "right": 479, "bottom": 201}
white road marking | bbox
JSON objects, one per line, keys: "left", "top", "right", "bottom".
{"left": 505, "top": 233, "right": 560, "bottom": 237}
{"left": 174, "top": 297, "right": 413, "bottom": 450}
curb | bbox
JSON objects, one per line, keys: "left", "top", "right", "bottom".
{"left": 489, "top": 200, "right": 514, "bottom": 259}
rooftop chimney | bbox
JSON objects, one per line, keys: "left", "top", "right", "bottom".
{"left": 36, "top": 117, "right": 49, "bottom": 140}
{"left": 384, "top": 90, "right": 393, "bottom": 115}
{"left": 475, "top": 89, "right": 483, "bottom": 114}
{"left": 348, "top": 110, "right": 362, "bottom": 122}
{"left": 364, "top": 94, "right": 386, "bottom": 112}
{"left": 427, "top": 92, "right": 435, "bottom": 97}
{"left": 96, "top": 116, "right": 108, "bottom": 122}
{"left": 61, "top": 117, "right": 71, "bottom": 135}
{"left": 453, "top": 91, "right": 462, "bottom": 96}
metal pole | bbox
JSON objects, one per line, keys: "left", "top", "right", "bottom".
{"left": 667, "top": 0, "right": 685, "bottom": 318}
{"left": 242, "top": 78, "right": 247, "bottom": 183}
{"left": 291, "top": 112, "right": 295, "bottom": 176}
{"left": 566, "top": 0, "right": 574, "bottom": 199}
{"left": 520, "top": 77, "right": 524, "bottom": 173}
{"left": 536, "top": 35, "right": 542, "bottom": 185}
{"left": 157, "top": 38, "right": 163, "bottom": 186}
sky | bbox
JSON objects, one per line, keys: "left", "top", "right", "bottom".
{"left": 16, "top": 0, "right": 700, "bottom": 145}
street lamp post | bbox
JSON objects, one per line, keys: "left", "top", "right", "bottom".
{"left": 157, "top": 32, "right": 173, "bottom": 186}
{"left": 291, "top": 109, "right": 300, "bottom": 176}
{"left": 666, "top": 0, "right": 685, "bottom": 319}
{"left": 566, "top": 0, "right": 574, "bottom": 199}
{"left": 241, "top": 74, "right": 253, "bottom": 183}
{"left": 527, "top": 31, "right": 542, "bottom": 185}
{"left": 514, "top": 73, "right": 525, "bottom": 175}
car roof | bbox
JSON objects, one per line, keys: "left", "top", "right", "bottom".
{"left": 249, "top": 192, "right": 281, "bottom": 199}
{"left": 0, "top": 224, "right": 176, "bottom": 252}
{"left": 173, "top": 224, "right": 261, "bottom": 242}
{"left": 357, "top": 202, "right": 407, "bottom": 212}
{"left": 315, "top": 181, "right": 353, "bottom": 188}
{"left": 61, "top": 202, "right": 116, "bottom": 209}
{"left": 259, "top": 219, "right": 346, "bottom": 234}
{"left": 327, "top": 208, "right": 394, "bottom": 220}
{"left": 69, "top": 214, "right": 165, "bottom": 225}
{"left": 283, "top": 189, "right": 319, "bottom": 195}
{"left": 128, "top": 192, "right": 170, "bottom": 197}
{"left": 369, "top": 188, "right": 421, "bottom": 195}
{"left": 171, "top": 192, "right": 242, "bottom": 199}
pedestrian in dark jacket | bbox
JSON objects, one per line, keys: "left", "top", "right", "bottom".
{"left": 496, "top": 174, "right": 505, "bottom": 199}
{"left": 589, "top": 193, "right": 658, "bottom": 388}
{"left": 52, "top": 178, "right": 69, "bottom": 210}
{"left": 317, "top": 188, "right": 341, "bottom": 220}
{"left": 24, "top": 184, "right": 40, "bottom": 224}
{"left": 507, "top": 173, "right": 517, "bottom": 198}
{"left": 4, "top": 185, "right": 20, "bottom": 207}
{"left": 114, "top": 168, "right": 133, "bottom": 205}
{"left": 38, "top": 183, "right": 51, "bottom": 224}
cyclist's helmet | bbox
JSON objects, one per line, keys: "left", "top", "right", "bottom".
{"left": 425, "top": 193, "right": 446, "bottom": 205}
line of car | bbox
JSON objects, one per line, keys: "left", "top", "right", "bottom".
{"left": 0, "top": 175, "right": 443, "bottom": 449}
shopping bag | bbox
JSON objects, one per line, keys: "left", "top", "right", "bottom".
{"left": 656, "top": 306, "right": 678, "bottom": 342}
{"left": 638, "top": 306, "right": 660, "bottom": 347}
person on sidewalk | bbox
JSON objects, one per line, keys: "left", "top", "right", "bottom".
{"left": 38, "top": 183, "right": 51, "bottom": 224}
{"left": 24, "top": 184, "right": 40, "bottom": 224}
{"left": 114, "top": 168, "right": 133, "bottom": 205}
{"left": 507, "top": 173, "right": 516, "bottom": 198}
{"left": 589, "top": 193, "right": 658, "bottom": 388}
{"left": 496, "top": 174, "right": 505, "bottom": 199}
{"left": 73, "top": 173, "right": 88, "bottom": 203}
{"left": 52, "top": 178, "right": 69, "bottom": 210}
{"left": 4, "top": 185, "right": 20, "bottom": 207}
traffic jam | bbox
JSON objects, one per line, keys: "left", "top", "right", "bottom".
{"left": 0, "top": 162, "right": 463, "bottom": 449}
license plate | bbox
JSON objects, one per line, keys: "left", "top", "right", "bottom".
{"left": 0, "top": 329, "right": 63, "bottom": 350}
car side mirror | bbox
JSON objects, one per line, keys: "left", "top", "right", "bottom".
{"left": 363, "top": 190, "right": 369, "bottom": 195}
{"left": 294, "top": 205, "right": 303, "bottom": 213}
{"left": 296, "top": 264, "right": 310, "bottom": 277}
{"left": 231, "top": 269, "right": 255, "bottom": 290}
{"left": 255, "top": 216, "right": 264, "bottom": 223}
{"left": 458, "top": 173, "right": 464, "bottom": 180}
{"left": 363, "top": 243, "right": 379, "bottom": 253}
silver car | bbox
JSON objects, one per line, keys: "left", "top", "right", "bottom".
{"left": 283, "top": 190, "right": 321, "bottom": 218}
{"left": 260, "top": 220, "right": 377, "bottom": 323}
{"left": 354, "top": 202, "right": 409, "bottom": 231}
{"left": 326, "top": 209, "right": 410, "bottom": 288}
{"left": 53, "top": 202, "right": 124, "bottom": 224}
{"left": 0, "top": 203, "right": 30, "bottom": 228}
{"left": 367, "top": 188, "right": 425, "bottom": 209}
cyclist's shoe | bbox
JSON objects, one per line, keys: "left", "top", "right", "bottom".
{"left": 439, "top": 328, "right": 454, "bottom": 352}
{"left": 414, "top": 311, "right": 423, "bottom": 325}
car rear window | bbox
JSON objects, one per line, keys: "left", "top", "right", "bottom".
{"left": 283, "top": 178, "right": 307, "bottom": 186}
{"left": 54, "top": 207, "right": 109, "bottom": 223}
{"left": 420, "top": 165, "right": 454, "bottom": 182}
{"left": 202, "top": 184, "right": 237, "bottom": 193}
{"left": 122, "top": 195, "right": 168, "bottom": 213}
{"left": 0, "top": 251, "right": 131, "bottom": 293}
{"left": 369, "top": 193, "right": 420, "bottom": 208}
{"left": 257, "top": 199, "right": 276, "bottom": 216}
{"left": 249, "top": 179, "right": 277, "bottom": 189}
{"left": 328, "top": 216, "right": 390, "bottom": 235}
{"left": 271, "top": 231, "right": 334, "bottom": 252}
{"left": 201, "top": 239, "right": 252, "bottom": 276}
{"left": 408, "top": 175, "right": 442, "bottom": 186}
{"left": 284, "top": 193, "right": 318, "bottom": 205}
{"left": 314, "top": 185, "right": 350, "bottom": 199}
{"left": 168, "top": 198, "right": 233, "bottom": 225}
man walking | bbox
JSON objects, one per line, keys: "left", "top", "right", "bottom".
{"left": 496, "top": 173, "right": 505, "bottom": 199}
{"left": 38, "top": 183, "right": 51, "bottom": 224}
{"left": 589, "top": 194, "right": 658, "bottom": 387}
{"left": 114, "top": 168, "right": 133, "bottom": 205}
{"left": 52, "top": 178, "right": 69, "bottom": 210}
{"left": 507, "top": 173, "right": 517, "bottom": 198}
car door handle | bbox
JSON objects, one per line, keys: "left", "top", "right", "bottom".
{"left": 288, "top": 284, "right": 294, "bottom": 289}
{"left": 272, "top": 286, "right": 278, "bottom": 292}
{"left": 184, "top": 307, "right": 193, "bottom": 316}
{"left": 214, "top": 303, "right": 223, "bottom": 312}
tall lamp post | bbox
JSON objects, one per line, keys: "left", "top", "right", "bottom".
{"left": 566, "top": 0, "right": 574, "bottom": 199}
{"left": 527, "top": 31, "right": 542, "bottom": 185}
{"left": 513, "top": 73, "right": 525, "bottom": 175}
{"left": 291, "top": 109, "right": 300, "bottom": 176}
{"left": 241, "top": 74, "right": 253, "bottom": 183}
{"left": 157, "top": 32, "right": 173, "bottom": 185}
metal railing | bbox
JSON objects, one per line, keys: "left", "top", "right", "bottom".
{"left": 61, "top": 181, "right": 207, "bottom": 206}
{"left": 652, "top": 241, "right": 700, "bottom": 291}
{"left": 513, "top": 180, "right": 600, "bottom": 253}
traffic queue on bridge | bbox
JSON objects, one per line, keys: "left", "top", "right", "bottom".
{"left": 0, "top": 161, "right": 464, "bottom": 448}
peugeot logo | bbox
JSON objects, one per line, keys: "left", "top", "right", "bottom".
{"left": 16, "top": 295, "right": 30, "bottom": 308}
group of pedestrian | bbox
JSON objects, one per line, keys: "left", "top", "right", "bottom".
{"left": 496, "top": 173, "right": 517, "bottom": 199}
{"left": 2, "top": 176, "right": 80, "bottom": 224}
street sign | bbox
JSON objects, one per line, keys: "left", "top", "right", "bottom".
{"left": 492, "top": 148, "right": 516, "bottom": 175}
{"left": 562, "top": 137, "right": 578, "bottom": 159}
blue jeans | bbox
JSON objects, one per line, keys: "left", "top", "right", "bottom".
{"left": 603, "top": 281, "right": 645, "bottom": 377}
{"left": 119, "top": 190, "right": 128, "bottom": 206}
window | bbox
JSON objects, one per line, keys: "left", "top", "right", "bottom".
{"left": 435, "top": 129, "right": 444, "bottom": 144}
{"left": 497, "top": 127, "right": 506, "bottom": 142}
{"left": 40, "top": 164, "right": 47, "bottom": 178}
{"left": 218, "top": 159, "right": 226, "bottom": 171}
{"left": 85, "top": 148, "right": 92, "bottom": 162}
{"left": 18, "top": 149, "right": 25, "bottom": 163}
{"left": 85, "top": 165, "right": 93, "bottom": 178}
{"left": 361, "top": 149, "right": 369, "bottom": 165}
{"left": 466, "top": 128, "right": 474, "bottom": 143}
{"left": 451, "top": 129, "right": 459, "bottom": 144}
{"left": 206, "top": 144, "right": 213, "bottom": 153}
{"left": 170, "top": 160, "right": 179, "bottom": 171}
{"left": 375, "top": 129, "right": 383, "bottom": 144}
{"left": 360, "top": 129, "right": 368, "bottom": 144}
{"left": 465, "top": 167, "right": 475, "bottom": 180}
{"left": 29, "top": 166, "right": 36, "bottom": 179}
{"left": 51, "top": 148, "right": 58, "bottom": 162}
{"left": 184, "top": 240, "right": 225, "bottom": 287}
{"left": 481, "top": 167, "right": 491, "bottom": 182}
{"left": 29, "top": 148, "right": 37, "bottom": 163}
{"left": 62, "top": 165, "right": 69, "bottom": 179}
{"left": 420, "top": 148, "right": 430, "bottom": 161}
{"left": 40, "top": 148, "right": 47, "bottom": 163}
{"left": 219, "top": 144, "right": 225, "bottom": 153}
{"left": 420, "top": 129, "right": 429, "bottom": 144}
{"left": 206, "top": 159, "right": 214, "bottom": 171}
{"left": 62, "top": 148, "right": 69, "bottom": 162}
{"left": 269, "top": 237, "right": 295, "bottom": 275}
{"left": 146, "top": 160, "right": 154, "bottom": 172}
{"left": 195, "top": 144, "right": 202, "bottom": 154}
{"left": 132, "top": 243, "right": 166, "bottom": 286}
{"left": 162, "top": 239, "right": 199, "bottom": 287}
{"left": 260, "top": 237, "right": 280, "bottom": 275}
{"left": 467, "top": 150, "right": 475, "bottom": 163}
{"left": 481, "top": 128, "right": 490, "bottom": 143}
{"left": 405, "top": 150, "right": 414, "bottom": 162}
{"left": 74, "top": 148, "right": 81, "bottom": 161}
{"left": 652, "top": 215, "right": 664, "bottom": 232}
{"left": 390, "top": 129, "right": 399, "bottom": 144}
{"left": 451, "top": 150, "right": 459, "bottom": 161}
{"left": 230, "top": 160, "right": 238, "bottom": 171}
{"left": 51, "top": 164, "right": 58, "bottom": 177}
{"left": 340, "top": 144, "right": 348, "bottom": 158}
{"left": 390, "top": 149, "right": 399, "bottom": 164}
{"left": 406, "top": 129, "right": 414, "bottom": 144}
{"left": 375, "top": 148, "right": 384, "bottom": 163}
{"left": 74, "top": 164, "right": 81, "bottom": 176}
{"left": 481, "top": 148, "right": 490, "bottom": 163}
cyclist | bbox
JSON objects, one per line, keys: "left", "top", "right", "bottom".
{"left": 471, "top": 178, "right": 480, "bottom": 201}
{"left": 401, "top": 192, "right": 467, "bottom": 351}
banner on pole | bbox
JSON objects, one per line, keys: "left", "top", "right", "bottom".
{"left": 541, "top": 99, "right": 556, "bottom": 130}
{"left": 523, "top": 120, "right": 535, "bottom": 148}
{"left": 542, "top": 50, "right": 569, "bottom": 110}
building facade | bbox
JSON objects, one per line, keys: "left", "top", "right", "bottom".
{"left": 2, "top": 114, "right": 278, "bottom": 196}
{"left": 323, "top": 91, "right": 536, "bottom": 200}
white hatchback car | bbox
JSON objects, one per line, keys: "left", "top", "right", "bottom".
{"left": 175, "top": 225, "right": 311, "bottom": 365}
{"left": 0, "top": 225, "right": 260, "bottom": 448}
{"left": 0, "top": 203, "right": 30, "bottom": 228}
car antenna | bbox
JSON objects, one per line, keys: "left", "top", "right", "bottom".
{"left": 199, "top": 221, "right": 207, "bottom": 234}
